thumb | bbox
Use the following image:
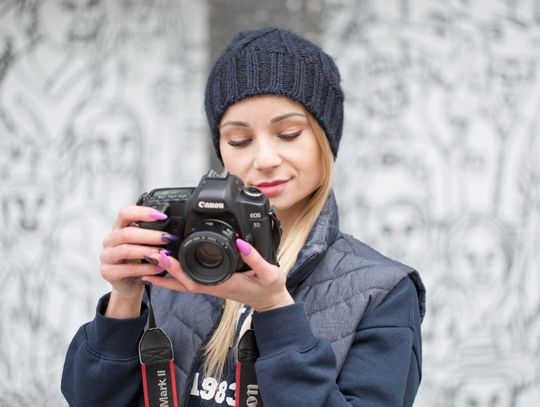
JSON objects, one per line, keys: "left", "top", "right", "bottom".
{"left": 235, "top": 238, "right": 273, "bottom": 275}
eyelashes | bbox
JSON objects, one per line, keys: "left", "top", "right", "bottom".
{"left": 226, "top": 130, "right": 303, "bottom": 147}
{"left": 279, "top": 130, "right": 302, "bottom": 140}
{"left": 227, "top": 139, "right": 251, "bottom": 147}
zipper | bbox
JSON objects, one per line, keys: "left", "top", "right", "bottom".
{"left": 182, "top": 303, "right": 225, "bottom": 406}
{"left": 286, "top": 253, "right": 318, "bottom": 293}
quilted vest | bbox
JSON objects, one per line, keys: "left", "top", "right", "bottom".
{"left": 151, "top": 192, "right": 426, "bottom": 403}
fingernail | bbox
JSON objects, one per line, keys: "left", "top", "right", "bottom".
{"left": 154, "top": 266, "right": 165, "bottom": 273}
{"left": 143, "top": 255, "right": 159, "bottom": 265}
{"left": 159, "top": 249, "right": 171, "bottom": 267}
{"left": 235, "top": 238, "right": 251, "bottom": 256}
{"left": 161, "top": 233, "right": 179, "bottom": 242}
{"left": 149, "top": 211, "right": 168, "bottom": 220}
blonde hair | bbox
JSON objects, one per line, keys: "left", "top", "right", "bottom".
{"left": 203, "top": 111, "right": 335, "bottom": 379}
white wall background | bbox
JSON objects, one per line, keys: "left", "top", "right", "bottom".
{"left": 0, "top": 0, "right": 208, "bottom": 405}
{"left": 0, "top": 0, "right": 539, "bottom": 406}
{"left": 326, "top": 1, "right": 540, "bottom": 406}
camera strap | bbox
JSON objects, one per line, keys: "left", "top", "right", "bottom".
{"left": 139, "top": 285, "right": 179, "bottom": 407}
{"left": 235, "top": 325, "right": 262, "bottom": 407}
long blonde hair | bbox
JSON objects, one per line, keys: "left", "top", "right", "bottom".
{"left": 202, "top": 111, "right": 335, "bottom": 379}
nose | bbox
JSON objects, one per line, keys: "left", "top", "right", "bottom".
{"left": 253, "top": 138, "right": 281, "bottom": 170}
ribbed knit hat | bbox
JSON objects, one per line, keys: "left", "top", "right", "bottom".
{"left": 205, "top": 26, "right": 344, "bottom": 161}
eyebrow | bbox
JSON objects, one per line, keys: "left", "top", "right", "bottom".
{"left": 220, "top": 112, "right": 306, "bottom": 129}
{"left": 219, "top": 120, "right": 249, "bottom": 128}
{"left": 270, "top": 112, "right": 306, "bottom": 123}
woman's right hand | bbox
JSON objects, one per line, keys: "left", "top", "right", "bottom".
{"left": 99, "top": 205, "right": 175, "bottom": 318}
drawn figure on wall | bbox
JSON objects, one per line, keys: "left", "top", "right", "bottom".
{"left": 62, "top": 100, "right": 144, "bottom": 214}
{"left": 53, "top": 101, "right": 146, "bottom": 308}
{"left": 447, "top": 118, "right": 499, "bottom": 212}
{"left": 0, "top": 175, "right": 64, "bottom": 403}
{"left": 441, "top": 333, "right": 535, "bottom": 407}
{"left": 0, "top": 0, "right": 106, "bottom": 148}
{"left": 480, "top": 19, "right": 540, "bottom": 212}
{"left": 351, "top": 54, "right": 410, "bottom": 132}
{"left": 439, "top": 214, "right": 522, "bottom": 344}
{"left": 113, "top": 0, "right": 167, "bottom": 82}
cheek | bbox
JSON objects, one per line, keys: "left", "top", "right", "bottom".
{"left": 222, "top": 151, "right": 249, "bottom": 177}
{"left": 302, "top": 143, "right": 323, "bottom": 174}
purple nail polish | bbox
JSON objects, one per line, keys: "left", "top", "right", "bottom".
{"left": 235, "top": 238, "right": 251, "bottom": 255}
{"left": 159, "top": 249, "right": 171, "bottom": 267}
{"left": 161, "top": 233, "right": 179, "bottom": 242}
{"left": 149, "top": 211, "right": 168, "bottom": 220}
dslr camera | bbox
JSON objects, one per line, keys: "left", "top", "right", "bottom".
{"left": 137, "top": 170, "right": 281, "bottom": 285}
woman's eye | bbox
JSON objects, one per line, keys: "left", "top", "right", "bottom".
{"left": 279, "top": 130, "right": 302, "bottom": 140}
{"left": 227, "top": 138, "right": 251, "bottom": 147}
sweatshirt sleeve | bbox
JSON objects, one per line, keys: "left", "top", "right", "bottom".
{"left": 61, "top": 293, "right": 147, "bottom": 407}
{"left": 252, "top": 276, "right": 422, "bottom": 407}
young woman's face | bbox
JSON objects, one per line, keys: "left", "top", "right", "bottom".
{"left": 219, "top": 95, "right": 323, "bottom": 222}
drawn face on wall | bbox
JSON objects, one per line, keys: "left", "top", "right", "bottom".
{"left": 362, "top": 61, "right": 408, "bottom": 119}
{"left": 453, "top": 378, "right": 514, "bottom": 407}
{"left": 369, "top": 200, "right": 426, "bottom": 262}
{"left": 409, "top": 4, "right": 466, "bottom": 73}
{"left": 39, "top": 0, "right": 105, "bottom": 48}
{"left": 322, "top": 0, "right": 374, "bottom": 41}
{"left": 450, "top": 220, "right": 510, "bottom": 291}
{"left": 82, "top": 113, "right": 140, "bottom": 176}
{"left": 444, "top": 81, "right": 481, "bottom": 133}
{"left": 121, "top": 0, "right": 161, "bottom": 37}
{"left": 488, "top": 56, "right": 536, "bottom": 106}
{"left": 2, "top": 182, "right": 56, "bottom": 237}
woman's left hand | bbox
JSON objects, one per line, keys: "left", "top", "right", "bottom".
{"left": 141, "top": 239, "right": 294, "bottom": 312}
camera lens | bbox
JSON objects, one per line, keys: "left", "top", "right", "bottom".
{"left": 179, "top": 219, "right": 240, "bottom": 285}
{"left": 195, "top": 242, "right": 223, "bottom": 268}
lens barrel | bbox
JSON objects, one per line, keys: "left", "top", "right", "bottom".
{"left": 178, "top": 220, "right": 239, "bottom": 285}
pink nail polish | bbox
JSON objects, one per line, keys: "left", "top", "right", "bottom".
{"left": 149, "top": 211, "right": 168, "bottom": 220}
{"left": 235, "top": 238, "right": 251, "bottom": 255}
{"left": 159, "top": 249, "right": 171, "bottom": 267}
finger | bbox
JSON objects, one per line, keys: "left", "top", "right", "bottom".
{"left": 101, "top": 244, "right": 161, "bottom": 264}
{"left": 113, "top": 205, "right": 168, "bottom": 230}
{"left": 103, "top": 227, "right": 178, "bottom": 248}
{"left": 100, "top": 262, "right": 165, "bottom": 282}
{"left": 141, "top": 275, "right": 190, "bottom": 292}
{"left": 235, "top": 239, "right": 279, "bottom": 283}
{"left": 159, "top": 255, "right": 200, "bottom": 291}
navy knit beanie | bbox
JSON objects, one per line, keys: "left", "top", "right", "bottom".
{"left": 204, "top": 26, "right": 344, "bottom": 161}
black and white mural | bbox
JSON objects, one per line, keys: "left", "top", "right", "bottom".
{"left": 1, "top": 0, "right": 539, "bottom": 405}
{"left": 325, "top": 1, "right": 540, "bottom": 405}
{"left": 0, "top": 0, "right": 208, "bottom": 404}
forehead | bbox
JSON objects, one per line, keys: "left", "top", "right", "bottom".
{"left": 221, "top": 95, "right": 305, "bottom": 122}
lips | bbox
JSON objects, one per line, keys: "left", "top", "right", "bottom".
{"left": 254, "top": 179, "right": 290, "bottom": 197}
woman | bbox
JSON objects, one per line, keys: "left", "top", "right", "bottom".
{"left": 62, "top": 26, "right": 425, "bottom": 406}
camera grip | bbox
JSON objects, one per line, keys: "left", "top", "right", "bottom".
{"left": 137, "top": 201, "right": 170, "bottom": 230}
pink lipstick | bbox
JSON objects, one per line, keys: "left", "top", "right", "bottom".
{"left": 254, "top": 179, "right": 289, "bottom": 197}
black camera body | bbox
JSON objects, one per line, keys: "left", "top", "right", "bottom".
{"left": 137, "top": 170, "right": 281, "bottom": 285}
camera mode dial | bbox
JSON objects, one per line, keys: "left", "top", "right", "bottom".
{"left": 242, "top": 186, "right": 263, "bottom": 199}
